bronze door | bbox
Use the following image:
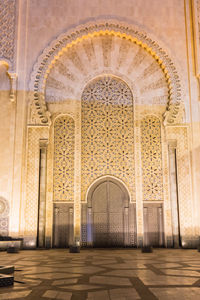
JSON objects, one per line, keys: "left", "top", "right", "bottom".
{"left": 92, "top": 180, "right": 125, "bottom": 247}
{"left": 53, "top": 203, "right": 73, "bottom": 248}
{"left": 143, "top": 204, "right": 164, "bottom": 247}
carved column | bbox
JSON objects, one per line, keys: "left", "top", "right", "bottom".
{"left": 38, "top": 139, "right": 48, "bottom": 248}
{"left": 87, "top": 207, "right": 93, "bottom": 246}
{"left": 143, "top": 207, "right": 149, "bottom": 246}
{"left": 8, "top": 72, "right": 17, "bottom": 103}
{"left": 7, "top": 72, "right": 18, "bottom": 236}
{"left": 158, "top": 207, "right": 164, "bottom": 246}
{"left": 124, "top": 207, "right": 129, "bottom": 246}
{"left": 74, "top": 110, "right": 81, "bottom": 245}
{"left": 69, "top": 207, "right": 74, "bottom": 246}
{"left": 168, "top": 141, "right": 180, "bottom": 248}
{"left": 135, "top": 120, "right": 143, "bottom": 247}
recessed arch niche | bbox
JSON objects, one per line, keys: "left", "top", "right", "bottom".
{"left": 25, "top": 21, "right": 191, "bottom": 249}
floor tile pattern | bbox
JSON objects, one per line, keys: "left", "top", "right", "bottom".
{"left": 0, "top": 249, "right": 200, "bottom": 299}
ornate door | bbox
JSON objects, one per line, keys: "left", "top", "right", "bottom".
{"left": 92, "top": 179, "right": 125, "bottom": 247}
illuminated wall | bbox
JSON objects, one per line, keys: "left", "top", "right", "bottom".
{"left": 0, "top": 0, "right": 200, "bottom": 248}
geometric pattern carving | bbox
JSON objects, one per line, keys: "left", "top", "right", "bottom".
{"left": 25, "top": 127, "right": 48, "bottom": 237}
{"left": 0, "top": 197, "right": 9, "bottom": 236}
{"left": 31, "top": 21, "right": 182, "bottom": 125}
{"left": 0, "top": 218, "right": 9, "bottom": 236}
{"left": 198, "top": 0, "right": 200, "bottom": 46}
{"left": 53, "top": 116, "right": 75, "bottom": 201}
{"left": 0, "top": 197, "right": 9, "bottom": 216}
{"left": 166, "top": 127, "right": 193, "bottom": 240}
{"left": 45, "top": 34, "right": 168, "bottom": 111}
{"left": 81, "top": 75, "right": 135, "bottom": 201}
{"left": 141, "top": 116, "right": 163, "bottom": 201}
{"left": 0, "top": 0, "right": 16, "bottom": 63}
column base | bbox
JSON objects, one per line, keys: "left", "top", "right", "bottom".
{"left": 141, "top": 246, "right": 153, "bottom": 253}
{"left": 69, "top": 245, "right": 80, "bottom": 253}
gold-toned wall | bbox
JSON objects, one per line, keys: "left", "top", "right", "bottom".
{"left": 0, "top": 0, "right": 199, "bottom": 248}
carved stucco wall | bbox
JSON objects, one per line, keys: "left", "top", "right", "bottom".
{"left": 195, "top": 0, "right": 200, "bottom": 80}
{"left": 0, "top": 197, "right": 9, "bottom": 236}
{"left": 24, "top": 21, "right": 195, "bottom": 246}
{"left": 45, "top": 34, "right": 169, "bottom": 111}
{"left": 141, "top": 116, "right": 163, "bottom": 201}
{"left": 0, "top": 62, "right": 13, "bottom": 237}
{"left": 166, "top": 126, "right": 195, "bottom": 246}
{"left": 53, "top": 116, "right": 75, "bottom": 202}
{"left": 0, "top": 64, "right": 12, "bottom": 201}
{"left": 24, "top": 127, "right": 49, "bottom": 245}
{"left": 29, "top": 22, "right": 184, "bottom": 126}
{"left": 81, "top": 75, "right": 135, "bottom": 201}
{"left": 197, "top": 0, "right": 200, "bottom": 46}
{"left": 0, "top": 0, "right": 16, "bottom": 66}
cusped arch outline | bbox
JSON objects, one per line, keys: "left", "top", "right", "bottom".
{"left": 29, "top": 20, "right": 183, "bottom": 125}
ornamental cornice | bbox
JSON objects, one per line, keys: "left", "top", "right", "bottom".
{"left": 29, "top": 20, "right": 183, "bottom": 125}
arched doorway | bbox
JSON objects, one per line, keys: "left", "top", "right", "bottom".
{"left": 85, "top": 176, "right": 136, "bottom": 247}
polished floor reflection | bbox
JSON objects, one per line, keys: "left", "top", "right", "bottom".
{"left": 0, "top": 249, "right": 200, "bottom": 299}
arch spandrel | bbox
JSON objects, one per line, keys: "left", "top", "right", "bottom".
{"left": 28, "top": 21, "right": 184, "bottom": 126}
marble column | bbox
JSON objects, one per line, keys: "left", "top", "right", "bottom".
{"left": 87, "top": 207, "right": 93, "bottom": 246}
{"left": 168, "top": 142, "right": 180, "bottom": 248}
{"left": 38, "top": 139, "right": 48, "bottom": 248}
{"left": 124, "top": 207, "right": 129, "bottom": 246}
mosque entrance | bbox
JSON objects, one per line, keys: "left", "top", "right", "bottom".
{"left": 92, "top": 179, "right": 125, "bottom": 247}
{"left": 84, "top": 177, "right": 137, "bottom": 247}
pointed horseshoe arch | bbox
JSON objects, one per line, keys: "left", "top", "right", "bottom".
{"left": 29, "top": 20, "right": 184, "bottom": 126}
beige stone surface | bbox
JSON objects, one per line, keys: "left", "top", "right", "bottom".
{"left": 0, "top": 0, "right": 200, "bottom": 248}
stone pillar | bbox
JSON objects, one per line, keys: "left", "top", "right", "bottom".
{"left": 87, "top": 207, "right": 93, "bottom": 246}
{"left": 74, "top": 110, "right": 81, "bottom": 245}
{"left": 38, "top": 139, "right": 48, "bottom": 248}
{"left": 168, "top": 142, "right": 180, "bottom": 248}
{"left": 69, "top": 207, "right": 74, "bottom": 246}
{"left": 143, "top": 207, "right": 149, "bottom": 247}
{"left": 124, "top": 207, "right": 129, "bottom": 246}
{"left": 7, "top": 72, "right": 19, "bottom": 236}
{"left": 158, "top": 207, "right": 164, "bottom": 246}
{"left": 135, "top": 120, "right": 143, "bottom": 247}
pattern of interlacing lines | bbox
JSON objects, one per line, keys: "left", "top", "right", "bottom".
{"left": 141, "top": 116, "right": 163, "bottom": 201}
{"left": 53, "top": 116, "right": 75, "bottom": 201}
{"left": 198, "top": 0, "right": 200, "bottom": 46}
{"left": 81, "top": 75, "right": 135, "bottom": 201}
{"left": 0, "top": 0, "right": 16, "bottom": 62}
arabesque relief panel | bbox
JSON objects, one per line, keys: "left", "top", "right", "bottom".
{"left": 141, "top": 116, "right": 163, "bottom": 201}
{"left": 53, "top": 116, "right": 75, "bottom": 202}
{"left": 25, "top": 23, "right": 191, "bottom": 247}
{"left": 24, "top": 127, "right": 49, "bottom": 246}
{"left": 166, "top": 126, "right": 195, "bottom": 246}
{"left": 81, "top": 75, "right": 135, "bottom": 202}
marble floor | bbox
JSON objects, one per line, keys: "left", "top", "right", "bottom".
{"left": 0, "top": 249, "right": 200, "bottom": 299}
